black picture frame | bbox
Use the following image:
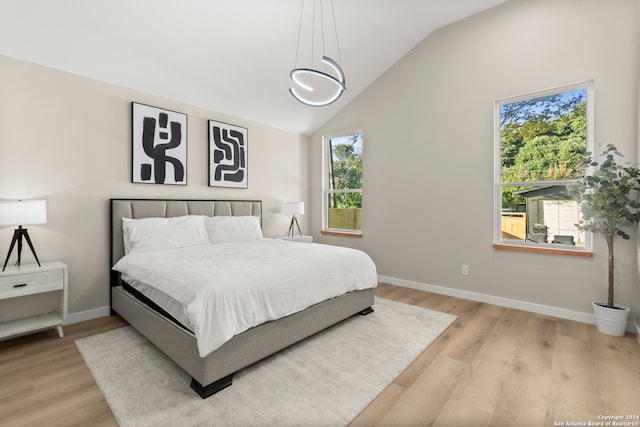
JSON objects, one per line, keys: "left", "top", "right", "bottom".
{"left": 132, "top": 102, "right": 187, "bottom": 185}
{"left": 208, "top": 120, "right": 248, "bottom": 188}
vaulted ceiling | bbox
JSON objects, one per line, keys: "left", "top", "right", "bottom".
{"left": 0, "top": 0, "right": 507, "bottom": 134}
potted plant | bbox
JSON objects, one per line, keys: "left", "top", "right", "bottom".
{"left": 575, "top": 144, "right": 640, "bottom": 336}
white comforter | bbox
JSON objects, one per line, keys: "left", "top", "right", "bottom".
{"left": 112, "top": 239, "right": 377, "bottom": 357}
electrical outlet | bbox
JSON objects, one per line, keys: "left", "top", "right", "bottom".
{"left": 462, "top": 264, "right": 469, "bottom": 275}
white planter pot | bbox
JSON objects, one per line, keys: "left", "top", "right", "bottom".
{"left": 592, "top": 302, "right": 630, "bottom": 336}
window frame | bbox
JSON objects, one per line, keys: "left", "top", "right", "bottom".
{"left": 493, "top": 81, "right": 595, "bottom": 254}
{"left": 322, "top": 129, "right": 364, "bottom": 236}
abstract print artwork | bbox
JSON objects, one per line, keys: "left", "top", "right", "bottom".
{"left": 132, "top": 103, "right": 187, "bottom": 185}
{"left": 208, "top": 120, "right": 248, "bottom": 188}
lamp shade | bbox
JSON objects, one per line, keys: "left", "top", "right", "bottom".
{"left": 0, "top": 200, "right": 47, "bottom": 226}
{"left": 284, "top": 202, "right": 304, "bottom": 216}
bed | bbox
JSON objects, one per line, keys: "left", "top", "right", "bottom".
{"left": 110, "top": 198, "right": 377, "bottom": 398}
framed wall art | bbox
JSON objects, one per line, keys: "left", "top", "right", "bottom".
{"left": 132, "top": 102, "right": 187, "bottom": 185}
{"left": 208, "top": 120, "right": 248, "bottom": 188}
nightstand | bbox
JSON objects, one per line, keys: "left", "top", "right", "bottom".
{"left": 0, "top": 262, "right": 68, "bottom": 339}
{"left": 276, "top": 235, "right": 313, "bottom": 243}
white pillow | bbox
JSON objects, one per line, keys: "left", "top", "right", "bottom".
{"left": 122, "top": 215, "right": 209, "bottom": 254}
{"left": 204, "top": 215, "right": 263, "bottom": 243}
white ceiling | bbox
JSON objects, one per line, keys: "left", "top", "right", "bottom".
{"left": 0, "top": 0, "right": 506, "bottom": 135}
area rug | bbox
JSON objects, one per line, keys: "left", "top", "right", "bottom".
{"left": 76, "top": 297, "right": 456, "bottom": 427}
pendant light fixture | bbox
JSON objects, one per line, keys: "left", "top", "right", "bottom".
{"left": 289, "top": 0, "right": 346, "bottom": 107}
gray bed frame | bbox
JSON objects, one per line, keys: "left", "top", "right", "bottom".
{"left": 110, "top": 198, "right": 375, "bottom": 398}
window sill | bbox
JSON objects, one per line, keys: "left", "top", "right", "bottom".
{"left": 321, "top": 230, "right": 362, "bottom": 238}
{"left": 493, "top": 243, "right": 592, "bottom": 257}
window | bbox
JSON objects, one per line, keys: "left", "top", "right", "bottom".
{"left": 323, "top": 130, "right": 363, "bottom": 235}
{"left": 494, "top": 82, "right": 593, "bottom": 252}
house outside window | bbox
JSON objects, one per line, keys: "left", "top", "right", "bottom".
{"left": 494, "top": 82, "right": 594, "bottom": 252}
{"left": 323, "top": 130, "right": 363, "bottom": 235}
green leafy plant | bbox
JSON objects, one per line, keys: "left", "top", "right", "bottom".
{"left": 575, "top": 144, "right": 640, "bottom": 308}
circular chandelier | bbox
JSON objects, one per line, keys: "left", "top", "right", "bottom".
{"left": 289, "top": 0, "right": 346, "bottom": 107}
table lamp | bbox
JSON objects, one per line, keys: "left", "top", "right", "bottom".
{"left": 0, "top": 200, "right": 47, "bottom": 271}
{"left": 284, "top": 202, "right": 304, "bottom": 238}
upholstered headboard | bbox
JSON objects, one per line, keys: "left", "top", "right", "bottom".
{"left": 110, "top": 199, "right": 262, "bottom": 268}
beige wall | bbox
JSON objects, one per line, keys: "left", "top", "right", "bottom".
{"left": 0, "top": 55, "right": 308, "bottom": 317}
{"left": 310, "top": 0, "right": 640, "bottom": 321}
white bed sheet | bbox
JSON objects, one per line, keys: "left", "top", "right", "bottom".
{"left": 112, "top": 239, "right": 377, "bottom": 357}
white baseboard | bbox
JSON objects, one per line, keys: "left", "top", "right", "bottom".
{"left": 64, "top": 283, "right": 640, "bottom": 339}
{"left": 64, "top": 306, "right": 111, "bottom": 326}
{"left": 379, "top": 275, "right": 638, "bottom": 333}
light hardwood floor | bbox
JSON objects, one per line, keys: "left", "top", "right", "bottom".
{"left": 0, "top": 283, "right": 638, "bottom": 426}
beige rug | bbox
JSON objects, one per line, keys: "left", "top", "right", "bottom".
{"left": 76, "top": 297, "right": 456, "bottom": 427}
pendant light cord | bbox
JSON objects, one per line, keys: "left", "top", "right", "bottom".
{"left": 293, "top": 0, "right": 305, "bottom": 68}
{"left": 330, "top": 0, "right": 342, "bottom": 65}
{"left": 294, "top": 0, "right": 341, "bottom": 70}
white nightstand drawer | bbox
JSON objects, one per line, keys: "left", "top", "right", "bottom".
{"left": 0, "top": 262, "right": 67, "bottom": 339}
{"left": 0, "top": 270, "right": 64, "bottom": 299}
